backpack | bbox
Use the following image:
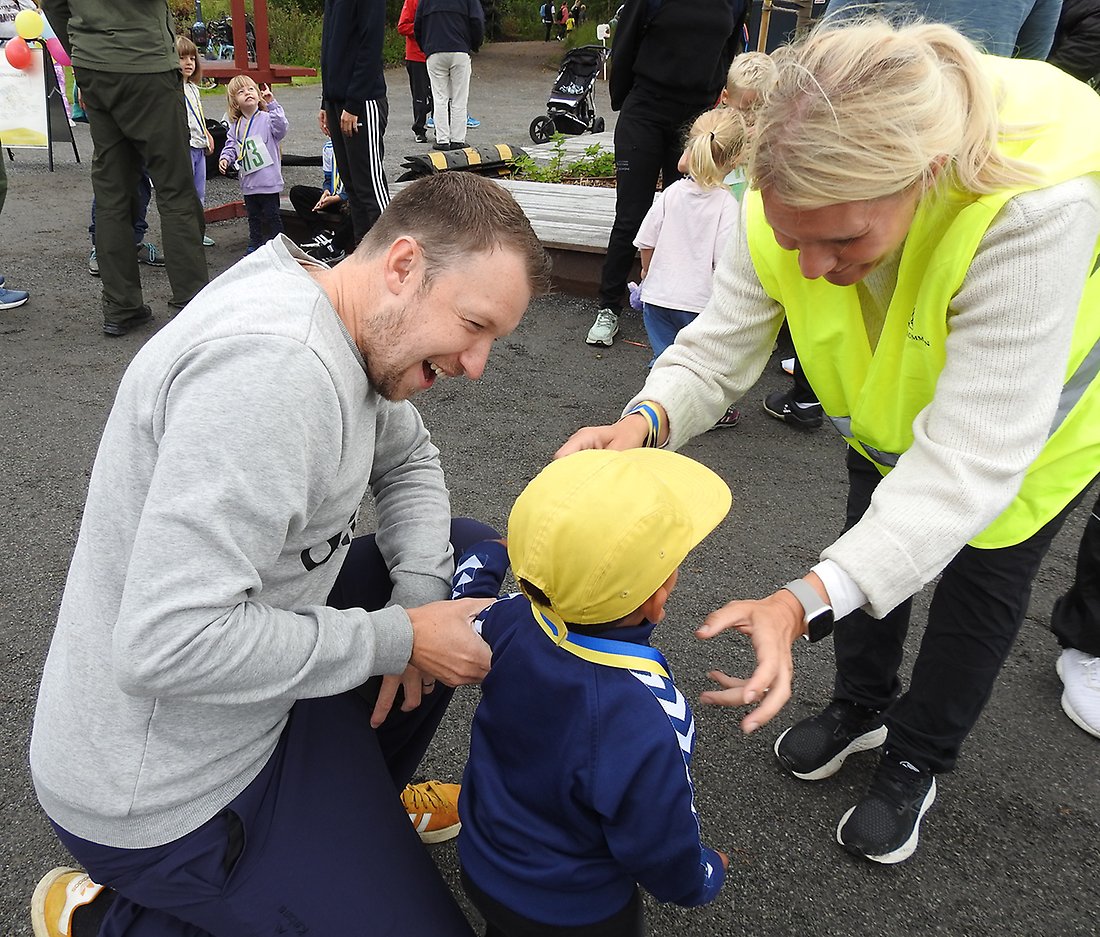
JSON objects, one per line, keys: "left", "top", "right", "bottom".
{"left": 540, "top": 2, "right": 551, "bottom": 19}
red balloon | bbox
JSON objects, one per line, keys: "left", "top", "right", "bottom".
{"left": 4, "top": 37, "right": 33, "bottom": 70}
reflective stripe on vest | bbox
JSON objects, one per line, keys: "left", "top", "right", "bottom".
{"left": 747, "top": 55, "right": 1100, "bottom": 549}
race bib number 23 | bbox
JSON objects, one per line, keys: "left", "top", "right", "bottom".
{"left": 239, "top": 137, "right": 274, "bottom": 175}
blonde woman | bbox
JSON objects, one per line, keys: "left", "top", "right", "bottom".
{"left": 559, "top": 16, "right": 1100, "bottom": 863}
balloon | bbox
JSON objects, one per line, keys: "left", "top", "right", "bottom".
{"left": 45, "top": 36, "right": 69, "bottom": 66}
{"left": 15, "top": 8, "right": 45, "bottom": 40}
{"left": 4, "top": 37, "right": 33, "bottom": 70}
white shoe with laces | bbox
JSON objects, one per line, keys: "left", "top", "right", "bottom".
{"left": 585, "top": 308, "right": 619, "bottom": 346}
{"left": 1057, "top": 648, "right": 1100, "bottom": 739}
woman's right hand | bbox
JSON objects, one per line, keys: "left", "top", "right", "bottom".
{"left": 555, "top": 412, "right": 652, "bottom": 458}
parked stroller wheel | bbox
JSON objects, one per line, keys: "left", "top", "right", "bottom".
{"left": 529, "top": 116, "right": 556, "bottom": 144}
{"left": 592, "top": 116, "right": 605, "bottom": 134}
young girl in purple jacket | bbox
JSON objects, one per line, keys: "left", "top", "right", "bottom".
{"left": 219, "top": 76, "right": 288, "bottom": 253}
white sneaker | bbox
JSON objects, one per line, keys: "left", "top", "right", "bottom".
{"left": 1057, "top": 648, "right": 1100, "bottom": 739}
{"left": 585, "top": 308, "right": 619, "bottom": 346}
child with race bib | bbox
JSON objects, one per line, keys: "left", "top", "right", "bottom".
{"left": 219, "top": 75, "right": 288, "bottom": 254}
{"left": 633, "top": 107, "right": 747, "bottom": 427}
{"left": 177, "top": 36, "right": 216, "bottom": 247}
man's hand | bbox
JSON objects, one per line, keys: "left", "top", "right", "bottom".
{"left": 313, "top": 190, "right": 343, "bottom": 212}
{"left": 695, "top": 589, "right": 806, "bottom": 733}
{"left": 340, "top": 109, "right": 360, "bottom": 136}
{"left": 407, "top": 596, "right": 494, "bottom": 686}
{"left": 371, "top": 664, "right": 437, "bottom": 728}
{"left": 554, "top": 412, "right": 653, "bottom": 458}
{"left": 318, "top": 108, "right": 329, "bottom": 135}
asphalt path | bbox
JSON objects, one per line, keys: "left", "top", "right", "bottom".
{"left": 0, "top": 40, "right": 1096, "bottom": 937}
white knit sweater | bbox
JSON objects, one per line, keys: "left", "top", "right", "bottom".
{"left": 629, "top": 177, "right": 1100, "bottom": 618}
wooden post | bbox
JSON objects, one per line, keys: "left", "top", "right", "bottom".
{"left": 758, "top": 0, "right": 773, "bottom": 52}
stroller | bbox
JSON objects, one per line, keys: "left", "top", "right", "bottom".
{"left": 529, "top": 45, "right": 608, "bottom": 144}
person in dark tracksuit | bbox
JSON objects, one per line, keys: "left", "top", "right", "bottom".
{"left": 584, "top": 0, "right": 748, "bottom": 347}
{"left": 320, "top": 0, "right": 391, "bottom": 244}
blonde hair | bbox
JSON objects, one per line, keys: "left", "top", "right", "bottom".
{"left": 225, "top": 75, "right": 266, "bottom": 119}
{"left": 748, "top": 16, "right": 1045, "bottom": 208}
{"left": 725, "top": 51, "right": 778, "bottom": 101}
{"left": 683, "top": 108, "right": 750, "bottom": 189}
{"left": 176, "top": 35, "right": 203, "bottom": 84}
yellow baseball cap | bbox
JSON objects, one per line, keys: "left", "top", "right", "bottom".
{"left": 508, "top": 449, "right": 732, "bottom": 627}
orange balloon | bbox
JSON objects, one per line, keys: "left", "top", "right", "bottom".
{"left": 4, "top": 37, "right": 33, "bottom": 70}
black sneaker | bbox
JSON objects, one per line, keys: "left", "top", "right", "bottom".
{"left": 763, "top": 388, "right": 824, "bottom": 429}
{"left": 774, "top": 699, "right": 887, "bottom": 780}
{"left": 836, "top": 753, "right": 937, "bottom": 864}
{"left": 300, "top": 232, "right": 346, "bottom": 266}
{"left": 102, "top": 305, "right": 154, "bottom": 337}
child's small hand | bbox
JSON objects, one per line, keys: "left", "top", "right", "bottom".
{"left": 218, "top": 159, "right": 229, "bottom": 174}
{"left": 206, "top": 133, "right": 215, "bottom": 155}
{"left": 260, "top": 83, "right": 274, "bottom": 104}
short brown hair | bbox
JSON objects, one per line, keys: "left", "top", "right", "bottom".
{"left": 176, "top": 35, "right": 203, "bottom": 84}
{"left": 358, "top": 173, "right": 552, "bottom": 295}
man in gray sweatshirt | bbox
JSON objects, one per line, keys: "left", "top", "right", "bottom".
{"left": 29, "top": 172, "right": 551, "bottom": 937}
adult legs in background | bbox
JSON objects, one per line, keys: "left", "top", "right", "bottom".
{"left": 406, "top": 59, "right": 433, "bottom": 140}
{"left": 325, "top": 99, "right": 390, "bottom": 245}
{"left": 76, "top": 68, "right": 207, "bottom": 325}
{"left": 447, "top": 53, "right": 472, "bottom": 146}
{"left": 427, "top": 53, "right": 454, "bottom": 147}
{"left": 596, "top": 92, "right": 695, "bottom": 314}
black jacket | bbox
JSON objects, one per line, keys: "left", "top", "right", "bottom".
{"left": 1048, "top": 0, "right": 1100, "bottom": 83}
{"left": 608, "top": 0, "right": 748, "bottom": 110}
{"left": 321, "top": 0, "right": 387, "bottom": 112}
{"left": 414, "top": 0, "right": 485, "bottom": 56}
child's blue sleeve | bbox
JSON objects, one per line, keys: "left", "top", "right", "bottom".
{"left": 451, "top": 540, "right": 509, "bottom": 600}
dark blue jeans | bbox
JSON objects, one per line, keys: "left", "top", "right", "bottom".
{"left": 833, "top": 450, "right": 1085, "bottom": 773}
{"left": 51, "top": 518, "right": 496, "bottom": 937}
{"left": 243, "top": 192, "right": 283, "bottom": 251}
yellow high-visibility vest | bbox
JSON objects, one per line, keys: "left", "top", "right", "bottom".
{"left": 747, "top": 56, "right": 1100, "bottom": 548}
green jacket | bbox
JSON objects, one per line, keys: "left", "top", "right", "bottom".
{"left": 42, "top": 0, "right": 178, "bottom": 73}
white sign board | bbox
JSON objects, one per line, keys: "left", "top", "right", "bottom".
{"left": 0, "top": 44, "right": 47, "bottom": 147}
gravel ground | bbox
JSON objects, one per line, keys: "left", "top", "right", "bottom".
{"left": 0, "top": 40, "right": 1097, "bottom": 937}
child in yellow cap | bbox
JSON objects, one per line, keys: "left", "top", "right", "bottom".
{"left": 450, "top": 448, "right": 732, "bottom": 937}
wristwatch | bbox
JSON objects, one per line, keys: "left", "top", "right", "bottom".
{"left": 781, "top": 579, "right": 835, "bottom": 642}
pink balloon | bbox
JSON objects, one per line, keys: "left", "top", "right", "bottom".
{"left": 4, "top": 37, "right": 33, "bottom": 70}
{"left": 45, "top": 36, "right": 70, "bottom": 66}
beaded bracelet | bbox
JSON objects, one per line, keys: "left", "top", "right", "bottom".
{"left": 624, "top": 400, "right": 665, "bottom": 448}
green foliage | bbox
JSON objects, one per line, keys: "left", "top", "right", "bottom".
{"left": 268, "top": 3, "right": 323, "bottom": 69}
{"left": 512, "top": 136, "right": 614, "bottom": 182}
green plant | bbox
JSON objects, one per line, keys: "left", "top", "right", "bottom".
{"left": 513, "top": 135, "right": 615, "bottom": 183}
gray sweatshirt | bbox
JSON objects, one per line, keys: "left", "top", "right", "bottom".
{"left": 31, "top": 237, "right": 454, "bottom": 848}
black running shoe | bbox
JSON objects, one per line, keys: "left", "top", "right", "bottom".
{"left": 763, "top": 388, "right": 824, "bottom": 429}
{"left": 836, "top": 752, "right": 937, "bottom": 864}
{"left": 774, "top": 699, "right": 887, "bottom": 781}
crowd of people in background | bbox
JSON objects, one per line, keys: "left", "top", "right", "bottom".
{"left": 2, "top": 0, "right": 1099, "bottom": 935}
